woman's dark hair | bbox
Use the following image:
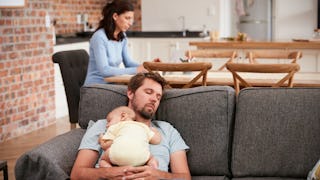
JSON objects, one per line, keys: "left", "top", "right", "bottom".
{"left": 96, "top": 0, "right": 134, "bottom": 41}
{"left": 128, "top": 72, "right": 168, "bottom": 93}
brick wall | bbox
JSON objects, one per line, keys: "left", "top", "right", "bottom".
{"left": 0, "top": 0, "right": 141, "bottom": 142}
{"left": 53, "top": 0, "right": 105, "bottom": 35}
{"left": 53, "top": 0, "right": 141, "bottom": 35}
{"left": 0, "top": 0, "right": 56, "bottom": 142}
{"left": 131, "top": 0, "right": 142, "bottom": 31}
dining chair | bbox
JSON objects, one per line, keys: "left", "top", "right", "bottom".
{"left": 52, "top": 49, "right": 89, "bottom": 129}
{"left": 185, "top": 50, "right": 237, "bottom": 71}
{"left": 226, "top": 50, "right": 303, "bottom": 95}
{"left": 246, "top": 50, "right": 302, "bottom": 64}
{"left": 0, "top": 160, "right": 8, "bottom": 180}
{"left": 226, "top": 62, "right": 300, "bottom": 95}
{"left": 143, "top": 62, "right": 212, "bottom": 88}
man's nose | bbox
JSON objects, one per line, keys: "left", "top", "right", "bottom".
{"left": 150, "top": 95, "right": 157, "bottom": 102}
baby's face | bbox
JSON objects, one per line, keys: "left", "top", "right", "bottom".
{"left": 106, "top": 112, "right": 121, "bottom": 128}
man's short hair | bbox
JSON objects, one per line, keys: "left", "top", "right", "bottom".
{"left": 128, "top": 72, "right": 167, "bottom": 93}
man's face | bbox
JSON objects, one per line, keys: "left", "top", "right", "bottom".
{"left": 128, "top": 78, "right": 163, "bottom": 120}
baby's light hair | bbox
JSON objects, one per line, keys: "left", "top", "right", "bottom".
{"left": 113, "top": 106, "right": 136, "bottom": 120}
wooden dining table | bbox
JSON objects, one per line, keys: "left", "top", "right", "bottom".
{"left": 105, "top": 71, "right": 320, "bottom": 88}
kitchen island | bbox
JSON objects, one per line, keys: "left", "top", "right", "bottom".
{"left": 189, "top": 40, "right": 320, "bottom": 49}
{"left": 189, "top": 40, "right": 320, "bottom": 72}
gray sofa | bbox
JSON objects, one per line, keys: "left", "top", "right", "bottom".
{"left": 15, "top": 84, "right": 320, "bottom": 180}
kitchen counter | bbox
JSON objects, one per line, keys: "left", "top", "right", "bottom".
{"left": 56, "top": 36, "right": 90, "bottom": 45}
{"left": 189, "top": 40, "right": 320, "bottom": 49}
{"left": 125, "top": 31, "right": 204, "bottom": 38}
{"left": 56, "top": 31, "right": 204, "bottom": 45}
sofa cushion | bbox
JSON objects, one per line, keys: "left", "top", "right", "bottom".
{"left": 157, "top": 86, "right": 236, "bottom": 177}
{"left": 232, "top": 178, "right": 304, "bottom": 180}
{"left": 232, "top": 88, "right": 320, "bottom": 178}
{"left": 193, "top": 176, "right": 230, "bottom": 180}
{"left": 79, "top": 84, "right": 128, "bottom": 128}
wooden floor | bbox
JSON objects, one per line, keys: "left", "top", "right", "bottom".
{"left": 0, "top": 116, "right": 72, "bottom": 180}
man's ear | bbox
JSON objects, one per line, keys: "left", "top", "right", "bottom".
{"left": 127, "top": 90, "right": 134, "bottom": 101}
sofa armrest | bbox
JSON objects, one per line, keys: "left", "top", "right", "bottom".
{"left": 15, "top": 129, "right": 86, "bottom": 180}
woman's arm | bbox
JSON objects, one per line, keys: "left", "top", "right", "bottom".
{"left": 122, "top": 38, "right": 140, "bottom": 67}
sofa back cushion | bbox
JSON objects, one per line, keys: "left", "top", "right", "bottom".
{"left": 232, "top": 88, "right": 320, "bottom": 178}
{"left": 157, "top": 86, "right": 235, "bottom": 176}
{"left": 79, "top": 84, "right": 236, "bottom": 177}
{"left": 79, "top": 84, "right": 128, "bottom": 128}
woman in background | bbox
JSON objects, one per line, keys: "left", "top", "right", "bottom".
{"left": 84, "top": 0, "right": 149, "bottom": 85}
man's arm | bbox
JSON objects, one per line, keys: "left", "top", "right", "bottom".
{"left": 169, "top": 150, "right": 191, "bottom": 179}
{"left": 70, "top": 149, "right": 130, "bottom": 180}
{"left": 124, "top": 150, "right": 191, "bottom": 180}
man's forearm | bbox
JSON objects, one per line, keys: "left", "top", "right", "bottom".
{"left": 71, "top": 167, "right": 104, "bottom": 180}
{"left": 72, "top": 166, "right": 130, "bottom": 180}
{"left": 157, "top": 171, "right": 191, "bottom": 180}
{"left": 124, "top": 166, "right": 191, "bottom": 180}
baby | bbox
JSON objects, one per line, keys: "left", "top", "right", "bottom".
{"left": 99, "top": 106, "right": 161, "bottom": 168}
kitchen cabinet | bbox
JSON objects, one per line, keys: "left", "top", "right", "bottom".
{"left": 127, "top": 38, "right": 202, "bottom": 63}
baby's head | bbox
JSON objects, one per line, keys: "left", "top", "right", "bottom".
{"left": 106, "top": 106, "right": 136, "bottom": 127}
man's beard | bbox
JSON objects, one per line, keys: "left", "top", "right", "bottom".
{"left": 132, "top": 97, "right": 154, "bottom": 119}
{"left": 139, "top": 106, "right": 154, "bottom": 119}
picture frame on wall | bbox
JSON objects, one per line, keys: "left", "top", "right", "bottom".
{"left": 0, "top": 0, "right": 25, "bottom": 8}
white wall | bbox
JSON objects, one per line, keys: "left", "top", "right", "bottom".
{"left": 219, "top": 0, "right": 234, "bottom": 37}
{"left": 273, "top": 0, "right": 317, "bottom": 40}
{"left": 141, "top": 0, "right": 220, "bottom": 31}
{"left": 141, "top": 0, "right": 318, "bottom": 40}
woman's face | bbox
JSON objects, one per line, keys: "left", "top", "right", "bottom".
{"left": 113, "top": 11, "right": 134, "bottom": 33}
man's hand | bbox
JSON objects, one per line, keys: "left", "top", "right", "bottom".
{"left": 99, "top": 166, "right": 133, "bottom": 180}
{"left": 123, "top": 166, "right": 160, "bottom": 180}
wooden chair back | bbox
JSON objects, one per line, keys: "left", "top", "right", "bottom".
{"left": 143, "top": 62, "right": 212, "bottom": 88}
{"left": 226, "top": 62, "right": 300, "bottom": 95}
{"left": 246, "top": 50, "right": 302, "bottom": 64}
{"left": 185, "top": 50, "right": 237, "bottom": 71}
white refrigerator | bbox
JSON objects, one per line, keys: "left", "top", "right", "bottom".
{"left": 237, "top": 0, "right": 273, "bottom": 41}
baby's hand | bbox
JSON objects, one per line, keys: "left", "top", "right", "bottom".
{"left": 150, "top": 127, "right": 159, "bottom": 134}
{"left": 98, "top": 133, "right": 104, "bottom": 145}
